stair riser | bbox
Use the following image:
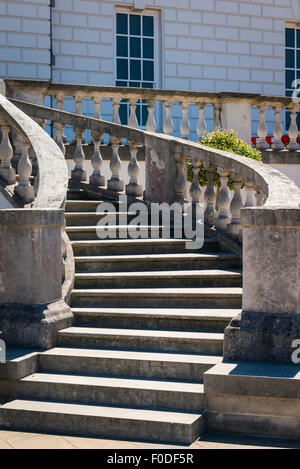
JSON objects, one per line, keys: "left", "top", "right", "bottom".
{"left": 72, "top": 240, "right": 219, "bottom": 256}
{"left": 70, "top": 294, "right": 242, "bottom": 308}
{"left": 58, "top": 334, "right": 223, "bottom": 355}
{"left": 75, "top": 258, "right": 242, "bottom": 272}
{"left": 0, "top": 408, "right": 203, "bottom": 444}
{"left": 16, "top": 381, "right": 204, "bottom": 413}
{"left": 39, "top": 355, "right": 213, "bottom": 382}
{"left": 74, "top": 276, "right": 242, "bottom": 289}
{"left": 73, "top": 313, "right": 230, "bottom": 332}
{"left": 68, "top": 229, "right": 175, "bottom": 241}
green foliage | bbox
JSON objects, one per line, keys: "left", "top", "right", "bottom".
{"left": 187, "top": 129, "right": 262, "bottom": 187}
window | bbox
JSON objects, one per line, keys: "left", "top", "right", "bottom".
{"left": 285, "top": 26, "right": 300, "bottom": 129}
{"left": 116, "top": 12, "right": 155, "bottom": 126}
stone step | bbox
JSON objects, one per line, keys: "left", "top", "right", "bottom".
{"left": 66, "top": 189, "right": 91, "bottom": 200}
{"left": 0, "top": 399, "right": 203, "bottom": 444}
{"left": 66, "top": 225, "right": 173, "bottom": 240}
{"left": 58, "top": 327, "right": 224, "bottom": 354}
{"left": 70, "top": 287, "right": 242, "bottom": 308}
{"left": 74, "top": 269, "right": 242, "bottom": 289}
{"left": 18, "top": 373, "right": 204, "bottom": 412}
{"left": 71, "top": 238, "right": 219, "bottom": 256}
{"left": 65, "top": 199, "right": 121, "bottom": 212}
{"left": 39, "top": 347, "right": 222, "bottom": 382}
{"left": 71, "top": 307, "right": 239, "bottom": 331}
{"left": 65, "top": 212, "right": 138, "bottom": 226}
{"left": 74, "top": 252, "right": 241, "bottom": 272}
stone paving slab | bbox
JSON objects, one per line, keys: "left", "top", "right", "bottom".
{"left": 0, "top": 429, "right": 299, "bottom": 449}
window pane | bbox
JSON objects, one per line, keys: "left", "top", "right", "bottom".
{"left": 286, "top": 69, "right": 295, "bottom": 88}
{"left": 130, "top": 14, "right": 141, "bottom": 36}
{"left": 297, "top": 29, "right": 300, "bottom": 49}
{"left": 130, "top": 82, "right": 140, "bottom": 87}
{"left": 286, "top": 48, "right": 295, "bottom": 68}
{"left": 143, "top": 38, "right": 154, "bottom": 59}
{"left": 297, "top": 50, "right": 300, "bottom": 69}
{"left": 119, "top": 102, "right": 128, "bottom": 125}
{"left": 117, "top": 13, "right": 127, "bottom": 34}
{"left": 116, "top": 81, "right": 127, "bottom": 87}
{"left": 130, "top": 37, "right": 141, "bottom": 57}
{"left": 143, "top": 16, "right": 154, "bottom": 37}
{"left": 143, "top": 60, "right": 154, "bottom": 81}
{"left": 117, "top": 36, "right": 128, "bottom": 57}
{"left": 117, "top": 58, "right": 128, "bottom": 79}
{"left": 142, "top": 82, "right": 153, "bottom": 88}
{"left": 286, "top": 28, "right": 295, "bottom": 48}
{"left": 142, "top": 105, "right": 148, "bottom": 126}
{"left": 130, "top": 59, "right": 141, "bottom": 80}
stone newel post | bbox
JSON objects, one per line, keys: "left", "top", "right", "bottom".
{"left": 0, "top": 208, "right": 73, "bottom": 349}
{"left": 224, "top": 206, "right": 300, "bottom": 363}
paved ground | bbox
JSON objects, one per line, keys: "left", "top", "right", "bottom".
{"left": 0, "top": 429, "right": 299, "bottom": 449}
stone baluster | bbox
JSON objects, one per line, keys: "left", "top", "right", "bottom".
{"left": 257, "top": 105, "right": 268, "bottom": 150}
{"left": 145, "top": 99, "right": 156, "bottom": 132}
{"left": 163, "top": 100, "right": 174, "bottom": 135}
{"left": 255, "top": 186, "right": 266, "bottom": 206}
{"left": 74, "top": 93, "right": 83, "bottom": 116}
{"left": 228, "top": 173, "right": 243, "bottom": 238}
{"left": 112, "top": 98, "right": 121, "bottom": 125}
{"left": 0, "top": 116, "right": 16, "bottom": 184}
{"left": 90, "top": 129, "right": 105, "bottom": 187}
{"left": 108, "top": 136, "right": 124, "bottom": 192}
{"left": 271, "top": 105, "right": 284, "bottom": 151}
{"left": 55, "top": 123, "right": 66, "bottom": 156}
{"left": 196, "top": 103, "right": 207, "bottom": 141}
{"left": 174, "top": 153, "right": 187, "bottom": 205}
{"left": 71, "top": 127, "right": 86, "bottom": 181}
{"left": 189, "top": 156, "right": 202, "bottom": 204}
{"left": 215, "top": 168, "right": 230, "bottom": 231}
{"left": 287, "top": 105, "right": 299, "bottom": 151}
{"left": 14, "top": 133, "right": 34, "bottom": 203}
{"left": 213, "top": 102, "right": 222, "bottom": 131}
{"left": 203, "top": 163, "right": 217, "bottom": 224}
{"left": 92, "top": 95, "right": 102, "bottom": 120}
{"left": 128, "top": 98, "right": 139, "bottom": 129}
{"left": 244, "top": 178, "right": 255, "bottom": 207}
{"left": 180, "top": 101, "right": 190, "bottom": 139}
{"left": 126, "top": 140, "right": 142, "bottom": 197}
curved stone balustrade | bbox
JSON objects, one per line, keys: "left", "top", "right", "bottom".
{"left": 5, "top": 79, "right": 300, "bottom": 155}
{"left": 0, "top": 87, "right": 73, "bottom": 349}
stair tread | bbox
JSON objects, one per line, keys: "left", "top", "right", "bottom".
{"left": 75, "top": 269, "right": 242, "bottom": 278}
{"left": 67, "top": 225, "right": 166, "bottom": 231}
{"left": 42, "top": 347, "right": 223, "bottom": 364}
{"left": 71, "top": 238, "right": 215, "bottom": 245}
{"left": 71, "top": 287, "right": 242, "bottom": 296}
{"left": 1, "top": 399, "right": 202, "bottom": 423}
{"left": 74, "top": 252, "right": 240, "bottom": 261}
{"left": 59, "top": 327, "right": 224, "bottom": 340}
{"left": 71, "top": 307, "right": 240, "bottom": 319}
{"left": 22, "top": 372, "right": 204, "bottom": 393}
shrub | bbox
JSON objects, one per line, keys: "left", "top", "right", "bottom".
{"left": 187, "top": 129, "right": 261, "bottom": 186}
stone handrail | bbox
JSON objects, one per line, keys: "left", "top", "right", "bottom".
{"left": 5, "top": 79, "right": 300, "bottom": 152}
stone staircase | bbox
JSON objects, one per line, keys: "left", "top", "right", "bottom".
{"left": 0, "top": 188, "right": 242, "bottom": 445}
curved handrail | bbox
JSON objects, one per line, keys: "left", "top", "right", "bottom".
{"left": 11, "top": 98, "right": 300, "bottom": 210}
{"left": 0, "top": 94, "right": 68, "bottom": 209}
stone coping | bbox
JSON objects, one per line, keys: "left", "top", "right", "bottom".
{"left": 5, "top": 79, "right": 299, "bottom": 108}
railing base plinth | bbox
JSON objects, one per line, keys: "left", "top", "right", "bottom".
{"left": 0, "top": 300, "right": 73, "bottom": 350}
{"left": 89, "top": 173, "right": 105, "bottom": 187}
{"left": 224, "top": 310, "right": 300, "bottom": 363}
{"left": 125, "top": 182, "right": 143, "bottom": 198}
{"left": 14, "top": 184, "right": 34, "bottom": 204}
{"left": 71, "top": 169, "right": 87, "bottom": 182}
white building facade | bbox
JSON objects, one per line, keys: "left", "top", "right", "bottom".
{"left": 1, "top": 0, "right": 300, "bottom": 138}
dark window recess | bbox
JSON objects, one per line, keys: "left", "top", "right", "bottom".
{"left": 117, "top": 13, "right": 128, "bottom": 34}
